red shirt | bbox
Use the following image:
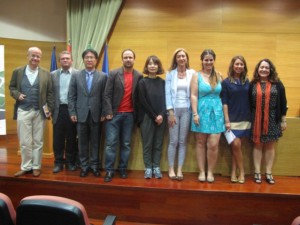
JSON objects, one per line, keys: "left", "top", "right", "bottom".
{"left": 117, "top": 71, "right": 134, "bottom": 112}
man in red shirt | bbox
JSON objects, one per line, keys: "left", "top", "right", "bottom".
{"left": 103, "top": 49, "right": 142, "bottom": 182}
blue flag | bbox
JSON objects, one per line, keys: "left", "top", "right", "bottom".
{"left": 50, "top": 46, "right": 57, "bottom": 72}
{"left": 102, "top": 44, "right": 109, "bottom": 75}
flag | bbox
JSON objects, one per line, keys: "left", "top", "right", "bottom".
{"left": 67, "top": 39, "right": 72, "bottom": 53}
{"left": 50, "top": 46, "right": 57, "bottom": 72}
{"left": 102, "top": 43, "right": 109, "bottom": 75}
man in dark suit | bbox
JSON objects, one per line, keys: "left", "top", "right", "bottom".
{"left": 9, "top": 47, "right": 54, "bottom": 177}
{"left": 103, "top": 49, "right": 142, "bottom": 182}
{"left": 51, "top": 51, "right": 78, "bottom": 173}
{"left": 68, "top": 49, "right": 107, "bottom": 177}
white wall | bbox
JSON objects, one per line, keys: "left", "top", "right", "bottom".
{"left": 0, "top": 0, "right": 67, "bottom": 41}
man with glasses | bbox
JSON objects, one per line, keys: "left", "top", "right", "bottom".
{"left": 103, "top": 49, "right": 142, "bottom": 182}
{"left": 68, "top": 49, "right": 107, "bottom": 177}
{"left": 9, "top": 47, "right": 54, "bottom": 177}
{"left": 51, "top": 51, "right": 78, "bottom": 173}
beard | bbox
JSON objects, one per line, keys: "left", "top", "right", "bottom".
{"left": 123, "top": 62, "right": 133, "bottom": 69}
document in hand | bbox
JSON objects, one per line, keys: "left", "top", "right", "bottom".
{"left": 224, "top": 130, "right": 236, "bottom": 144}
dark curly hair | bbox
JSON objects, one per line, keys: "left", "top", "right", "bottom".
{"left": 251, "top": 58, "right": 279, "bottom": 83}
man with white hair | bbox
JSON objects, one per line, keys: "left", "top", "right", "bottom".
{"left": 9, "top": 47, "right": 54, "bottom": 177}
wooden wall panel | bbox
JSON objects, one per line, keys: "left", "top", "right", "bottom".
{"left": 115, "top": 0, "right": 223, "bottom": 32}
{"left": 104, "top": 0, "right": 300, "bottom": 116}
{"left": 222, "top": 0, "right": 300, "bottom": 33}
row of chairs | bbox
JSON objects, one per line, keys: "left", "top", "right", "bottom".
{"left": 0, "top": 193, "right": 116, "bottom": 225}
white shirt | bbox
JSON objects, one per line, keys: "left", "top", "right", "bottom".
{"left": 25, "top": 65, "right": 38, "bottom": 85}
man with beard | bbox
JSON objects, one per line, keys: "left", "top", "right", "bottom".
{"left": 103, "top": 49, "right": 142, "bottom": 182}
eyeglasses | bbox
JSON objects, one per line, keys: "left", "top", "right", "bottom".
{"left": 84, "top": 56, "right": 96, "bottom": 60}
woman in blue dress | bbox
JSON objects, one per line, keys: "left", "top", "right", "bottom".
{"left": 221, "top": 56, "right": 251, "bottom": 184}
{"left": 191, "top": 49, "right": 225, "bottom": 183}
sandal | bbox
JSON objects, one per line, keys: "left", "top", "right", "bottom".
{"left": 254, "top": 173, "right": 262, "bottom": 184}
{"left": 266, "top": 173, "right": 275, "bottom": 184}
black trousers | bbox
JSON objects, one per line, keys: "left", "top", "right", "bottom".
{"left": 53, "top": 105, "right": 77, "bottom": 166}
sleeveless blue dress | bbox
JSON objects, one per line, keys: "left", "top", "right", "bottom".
{"left": 191, "top": 72, "right": 225, "bottom": 134}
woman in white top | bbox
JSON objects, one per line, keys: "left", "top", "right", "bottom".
{"left": 165, "top": 48, "right": 195, "bottom": 180}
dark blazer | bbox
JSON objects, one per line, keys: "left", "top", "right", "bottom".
{"left": 9, "top": 66, "right": 54, "bottom": 120}
{"left": 249, "top": 80, "right": 288, "bottom": 123}
{"left": 51, "top": 68, "right": 79, "bottom": 124}
{"left": 68, "top": 69, "right": 107, "bottom": 123}
{"left": 103, "top": 67, "right": 142, "bottom": 119}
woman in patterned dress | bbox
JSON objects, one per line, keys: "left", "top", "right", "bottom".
{"left": 221, "top": 56, "right": 251, "bottom": 184}
{"left": 249, "top": 59, "right": 287, "bottom": 184}
{"left": 191, "top": 49, "right": 225, "bottom": 183}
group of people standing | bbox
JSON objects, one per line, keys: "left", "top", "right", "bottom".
{"left": 9, "top": 46, "right": 287, "bottom": 185}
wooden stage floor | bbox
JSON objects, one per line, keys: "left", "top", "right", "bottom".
{"left": 1, "top": 134, "right": 300, "bottom": 225}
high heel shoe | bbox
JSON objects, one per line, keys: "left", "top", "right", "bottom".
{"left": 265, "top": 173, "right": 275, "bottom": 184}
{"left": 231, "top": 177, "right": 238, "bottom": 183}
{"left": 198, "top": 173, "right": 206, "bottom": 182}
{"left": 168, "top": 174, "right": 177, "bottom": 180}
{"left": 177, "top": 174, "right": 183, "bottom": 181}
{"left": 254, "top": 172, "right": 262, "bottom": 184}
{"left": 207, "top": 176, "right": 215, "bottom": 183}
{"left": 238, "top": 179, "right": 245, "bottom": 184}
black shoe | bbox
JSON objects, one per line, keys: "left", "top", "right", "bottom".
{"left": 119, "top": 169, "right": 128, "bottom": 179}
{"left": 53, "top": 165, "right": 63, "bottom": 173}
{"left": 80, "top": 169, "right": 89, "bottom": 177}
{"left": 254, "top": 172, "right": 262, "bottom": 184}
{"left": 265, "top": 173, "right": 275, "bottom": 184}
{"left": 92, "top": 168, "right": 101, "bottom": 177}
{"left": 66, "top": 164, "right": 77, "bottom": 171}
{"left": 104, "top": 171, "right": 114, "bottom": 182}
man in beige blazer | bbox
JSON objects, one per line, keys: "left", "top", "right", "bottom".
{"left": 9, "top": 47, "right": 54, "bottom": 177}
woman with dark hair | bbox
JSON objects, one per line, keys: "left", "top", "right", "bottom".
{"left": 191, "top": 49, "right": 225, "bottom": 183}
{"left": 165, "top": 48, "right": 195, "bottom": 180}
{"left": 249, "top": 59, "right": 287, "bottom": 184}
{"left": 221, "top": 55, "right": 251, "bottom": 184}
{"left": 138, "top": 55, "right": 166, "bottom": 179}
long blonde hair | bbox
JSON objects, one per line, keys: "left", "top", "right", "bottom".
{"left": 169, "top": 48, "right": 190, "bottom": 71}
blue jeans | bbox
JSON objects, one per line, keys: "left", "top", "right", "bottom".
{"left": 104, "top": 112, "right": 134, "bottom": 172}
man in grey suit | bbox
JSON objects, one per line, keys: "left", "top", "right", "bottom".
{"left": 68, "top": 49, "right": 107, "bottom": 177}
{"left": 103, "top": 49, "right": 142, "bottom": 182}
{"left": 51, "top": 51, "right": 78, "bottom": 173}
{"left": 9, "top": 47, "right": 53, "bottom": 177}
